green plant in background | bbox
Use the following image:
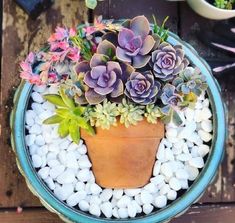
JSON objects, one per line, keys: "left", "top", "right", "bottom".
{"left": 214, "top": 0, "right": 235, "bottom": 9}
{"left": 43, "top": 88, "right": 95, "bottom": 143}
{"left": 118, "top": 99, "right": 145, "bottom": 128}
{"left": 85, "top": 0, "right": 104, "bottom": 9}
{"left": 152, "top": 15, "right": 169, "bottom": 42}
{"left": 145, "top": 104, "right": 162, "bottom": 124}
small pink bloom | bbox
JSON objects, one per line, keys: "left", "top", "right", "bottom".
{"left": 69, "top": 28, "right": 76, "bottom": 37}
{"left": 67, "top": 47, "right": 80, "bottom": 62}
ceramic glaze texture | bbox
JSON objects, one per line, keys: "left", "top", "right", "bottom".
{"left": 11, "top": 28, "right": 226, "bottom": 223}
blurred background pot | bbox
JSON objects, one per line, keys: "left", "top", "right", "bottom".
{"left": 10, "top": 25, "right": 226, "bottom": 222}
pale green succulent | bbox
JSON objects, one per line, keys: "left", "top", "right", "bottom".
{"left": 145, "top": 104, "right": 162, "bottom": 124}
{"left": 118, "top": 99, "right": 144, "bottom": 128}
{"left": 89, "top": 99, "right": 119, "bottom": 130}
{"left": 43, "top": 87, "right": 94, "bottom": 144}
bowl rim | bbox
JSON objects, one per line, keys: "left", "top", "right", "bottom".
{"left": 11, "top": 24, "right": 226, "bottom": 223}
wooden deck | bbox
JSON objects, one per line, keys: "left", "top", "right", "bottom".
{"left": 0, "top": 0, "right": 235, "bottom": 222}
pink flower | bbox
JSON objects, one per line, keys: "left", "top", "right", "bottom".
{"left": 69, "top": 28, "right": 76, "bottom": 37}
{"left": 67, "top": 47, "right": 80, "bottom": 61}
{"left": 48, "top": 27, "right": 68, "bottom": 43}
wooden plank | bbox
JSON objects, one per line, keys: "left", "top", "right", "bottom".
{"left": 1, "top": 204, "right": 235, "bottom": 223}
{"left": 95, "top": 0, "right": 179, "bottom": 33}
{"left": 0, "top": 0, "right": 88, "bottom": 207}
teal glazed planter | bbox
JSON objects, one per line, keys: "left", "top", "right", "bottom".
{"left": 11, "top": 26, "right": 226, "bottom": 223}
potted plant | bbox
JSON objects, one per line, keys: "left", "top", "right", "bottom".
{"left": 11, "top": 15, "right": 226, "bottom": 222}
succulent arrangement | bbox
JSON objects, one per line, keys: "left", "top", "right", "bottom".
{"left": 212, "top": 0, "right": 235, "bottom": 9}
{"left": 20, "top": 15, "right": 207, "bottom": 143}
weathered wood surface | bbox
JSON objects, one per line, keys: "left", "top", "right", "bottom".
{"left": 0, "top": 0, "right": 88, "bottom": 208}
{"left": 0, "top": 0, "right": 235, "bottom": 222}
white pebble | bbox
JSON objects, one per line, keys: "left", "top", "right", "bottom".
{"left": 201, "top": 120, "right": 213, "bottom": 132}
{"left": 140, "top": 190, "right": 153, "bottom": 204}
{"left": 150, "top": 175, "right": 165, "bottom": 185}
{"left": 161, "top": 162, "right": 173, "bottom": 178}
{"left": 44, "top": 177, "right": 55, "bottom": 190}
{"left": 180, "top": 179, "right": 189, "bottom": 189}
{"left": 89, "top": 204, "right": 101, "bottom": 217}
{"left": 75, "top": 182, "right": 85, "bottom": 191}
{"left": 153, "top": 161, "right": 161, "bottom": 176}
{"left": 198, "top": 130, "right": 212, "bottom": 142}
{"left": 166, "top": 128, "right": 177, "bottom": 138}
{"left": 176, "top": 153, "right": 191, "bottom": 162}
{"left": 185, "top": 108, "right": 194, "bottom": 122}
{"left": 125, "top": 189, "right": 141, "bottom": 197}
{"left": 185, "top": 165, "right": 199, "bottom": 181}
{"left": 189, "top": 157, "right": 204, "bottom": 168}
{"left": 31, "top": 102, "right": 45, "bottom": 115}
{"left": 118, "top": 208, "right": 128, "bottom": 219}
{"left": 127, "top": 203, "right": 137, "bottom": 218}
{"left": 78, "top": 155, "right": 92, "bottom": 169}
{"left": 79, "top": 200, "right": 90, "bottom": 212}
{"left": 90, "top": 183, "right": 102, "bottom": 195}
{"left": 154, "top": 195, "right": 167, "bottom": 208}
{"left": 169, "top": 177, "right": 181, "bottom": 191}
{"left": 176, "top": 169, "right": 189, "bottom": 180}
{"left": 26, "top": 134, "right": 36, "bottom": 146}
{"left": 57, "top": 170, "right": 76, "bottom": 184}
{"left": 100, "top": 202, "right": 112, "bottom": 218}
{"left": 167, "top": 190, "right": 177, "bottom": 200}
{"left": 160, "top": 184, "right": 170, "bottom": 195}
{"left": 201, "top": 107, "right": 212, "bottom": 120}
{"left": 198, "top": 144, "right": 210, "bottom": 157}
{"left": 144, "top": 183, "right": 157, "bottom": 194}
{"left": 49, "top": 165, "right": 65, "bottom": 179}
{"left": 67, "top": 190, "right": 87, "bottom": 207}
{"left": 54, "top": 184, "right": 73, "bottom": 201}
{"left": 35, "top": 135, "right": 45, "bottom": 146}
{"left": 113, "top": 189, "right": 123, "bottom": 199}
{"left": 31, "top": 91, "right": 44, "bottom": 103}
{"left": 33, "top": 85, "right": 46, "bottom": 93}
{"left": 156, "top": 143, "right": 165, "bottom": 161}
{"left": 48, "top": 159, "right": 60, "bottom": 167}
{"left": 38, "top": 167, "right": 50, "bottom": 179}
{"left": 112, "top": 207, "right": 119, "bottom": 218}
{"left": 143, "top": 204, "right": 154, "bottom": 215}
{"left": 77, "top": 169, "right": 91, "bottom": 182}
{"left": 78, "top": 144, "right": 87, "bottom": 155}
{"left": 100, "top": 189, "right": 113, "bottom": 202}
{"left": 117, "top": 195, "right": 131, "bottom": 208}
{"left": 29, "top": 144, "right": 38, "bottom": 155}
{"left": 32, "top": 154, "right": 42, "bottom": 168}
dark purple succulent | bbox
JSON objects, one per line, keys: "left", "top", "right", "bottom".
{"left": 151, "top": 42, "right": 189, "bottom": 81}
{"left": 75, "top": 40, "right": 134, "bottom": 104}
{"left": 125, "top": 71, "right": 161, "bottom": 105}
{"left": 116, "top": 16, "right": 155, "bottom": 68}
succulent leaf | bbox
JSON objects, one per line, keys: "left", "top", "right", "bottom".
{"left": 145, "top": 104, "right": 162, "bottom": 124}
{"left": 43, "top": 115, "right": 64, "bottom": 124}
{"left": 43, "top": 94, "right": 67, "bottom": 107}
{"left": 59, "top": 88, "right": 75, "bottom": 108}
{"left": 69, "top": 119, "right": 80, "bottom": 144}
{"left": 58, "top": 119, "right": 70, "bottom": 138}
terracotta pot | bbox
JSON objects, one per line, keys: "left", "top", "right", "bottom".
{"left": 81, "top": 119, "right": 165, "bottom": 189}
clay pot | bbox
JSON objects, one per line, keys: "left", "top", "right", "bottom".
{"left": 81, "top": 119, "right": 165, "bottom": 189}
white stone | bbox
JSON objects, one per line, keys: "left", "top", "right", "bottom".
{"left": 100, "top": 202, "right": 112, "bottom": 218}
{"left": 33, "top": 85, "right": 46, "bottom": 93}
{"left": 42, "top": 101, "right": 55, "bottom": 111}
{"left": 48, "top": 159, "right": 60, "bottom": 167}
{"left": 44, "top": 177, "right": 55, "bottom": 190}
{"left": 36, "top": 145, "right": 48, "bottom": 157}
{"left": 143, "top": 204, "right": 154, "bottom": 215}
{"left": 89, "top": 204, "right": 101, "bottom": 217}
{"left": 117, "top": 195, "right": 131, "bottom": 208}
{"left": 112, "top": 207, "right": 119, "bottom": 218}
{"left": 31, "top": 91, "right": 44, "bottom": 103}
{"left": 201, "top": 107, "right": 212, "bottom": 120}
{"left": 58, "top": 150, "right": 67, "bottom": 165}
{"left": 167, "top": 190, "right": 177, "bottom": 200}
{"left": 166, "top": 128, "right": 177, "bottom": 138}
{"left": 38, "top": 167, "right": 50, "bottom": 179}
{"left": 198, "top": 130, "right": 212, "bottom": 142}
{"left": 25, "top": 110, "right": 36, "bottom": 126}
{"left": 191, "top": 146, "right": 200, "bottom": 158}
{"left": 54, "top": 184, "right": 74, "bottom": 201}
{"left": 78, "top": 144, "right": 87, "bottom": 155}
{"left": 79, "top": 200, "right": 90, "bottom": 212}
{"left": 35, "top": 135, "right": 45, "bottom": 146}
{"left": 67, "top": 190, "right": 87, "bottom": 207}
{"left": 113, "top": 189, "right": 123, "bottom": 200}
{"left": 32, "top": 154, "right": 42, "bottom": 168}
{"left": 26, "top": 134, "right": 36, "bottom": 146}
{"left": 77, "top": 169, "right": 91, "bottom": 182}
{"left": 154, "top": 195, "right": 167, "bottom": 208}
{"left": 150, "top": 175, "right": 165, "bottom": 185}
{"left": 185, "top": 165, "right": 199, "bottom": 181}
{"left": 185, "top": 108, "right": 194, "bottom": 122}
{"left": 144, "top": 183, "right": 157, "bottom": 194}
{"left": 57, "top": 169, "right": 76, "bottom": 184}
{"left": 160, "top": 162, "right": 173, "bottom": 178}
{"left": 39, "top": 110, "right": 53, "bottom": 121}
{"left": 31, "top": 102, "right": 45, "bottom": 115}
{"left": 48, "top": 144, "right": 60, "bottom": 153}
{"left": 100, "top": 189, "right": 113, "bottom": 202}
{"left": 134, "top": 194, "right": 143, "bottom": 206}
{"left": 66, "top": 152, "right": 79, "bottom": 169}
{"left": 29, "top": 145, "right": 38, "bottom": 155}
{"left": 131, "top": 200, "right": 142, "bottom": 213}
{"left": 180, "top": 179, "right": 189, "bottom": 189}
{"left": 127, "top": 203, "right": 137, "bottom": 218}
{"left": 90, "top": 195, "right": 102, "bottom": 205}
{"left": 118, "top": 208, "right": 128, "bottom": 219}
{"left": 165, "top": 148, "right": 174, "bottom": 161}
{"left": 90, "top": 183, "right": 102, "bottom": 195}
{"left": 176, "top": 169, "right": 189, "bottom": 180}
{"left": 169, "top": 177, "right": 181, "bottom": 191}
{"left": 140, "top": 190, "right": 153, "bottom": 204}
{"left": 198, "top": 144, "right": 210, "bottom": 157}
{"left": 176, "top": 153, "right": 191, "bottom": 162}
{"left": 124, "top": 189, "right": 141, "bottom": 197}
{"left": 160, "top": 184, "right": 170, "bottom": 195}
{"left": 156, "top": 143, "right": 165, "bottom": 161}
{"left": 49, "top": 165, "right": 65, "bottom": 179}
{"left": 189, "top": 157, "right": 204, "bottom": 168}
{"left": 201, "top": 120, "right": 213, "bottom": 132}
{"left": 78, "top": 155, "right": 92, "bottom": 169}
{"left": 153, "top": 161, "right": 161, "bottom": 176}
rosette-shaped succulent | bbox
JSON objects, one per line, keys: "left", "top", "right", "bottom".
{"left": 116, "top": 16, "right": 155, "bottom": 68}
{"left": 76, "top": 40, "right": 134, "bottom": 104}
{"left": 151, "top": 42, "right": 189, "bottom": 81}
{"left": 125, "top": 71, "right": 161, "bottom": 105}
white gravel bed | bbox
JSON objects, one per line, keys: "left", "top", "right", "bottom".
{"left": 25, "top": 84, "right": 213, "bottom": 219}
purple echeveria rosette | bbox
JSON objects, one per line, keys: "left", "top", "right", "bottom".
{"left": 125, "top": 71, "right": 161, "bottom": 105}
{"left": 116, "top": 16, "right": 155, "bottom": 68}
{"left": 151, "top": 42, "right": 189, "bottom": 81}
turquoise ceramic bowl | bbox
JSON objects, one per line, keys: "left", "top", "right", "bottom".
{"left": 11, "top": 28, "right": 226, "bottom": 223}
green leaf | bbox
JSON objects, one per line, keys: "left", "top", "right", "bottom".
{"left": 76, "top": 116, "right": 95, "bottom": 136}
{"left": 73, "top": 106, "right": 86, "bottom": 116}
{"left": 43, "top": 94, "right": 67, "bottom": 107}
{"left": 59, "top": 88, "right": 75, "bottom": 109}
{"left": 69, "top": 120, "right": 80, "bottom": 144}
{"left": 58, "top": 119, "right": 70, "bottom": 138}
{"left": 43, "top": 115, "right": 64, "bottom": 124}
{"left": 55, "top": 108, "right": 70, "bottom": 118}
{"left": 85, "top": 0, "right": 97, "bottom": 9}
